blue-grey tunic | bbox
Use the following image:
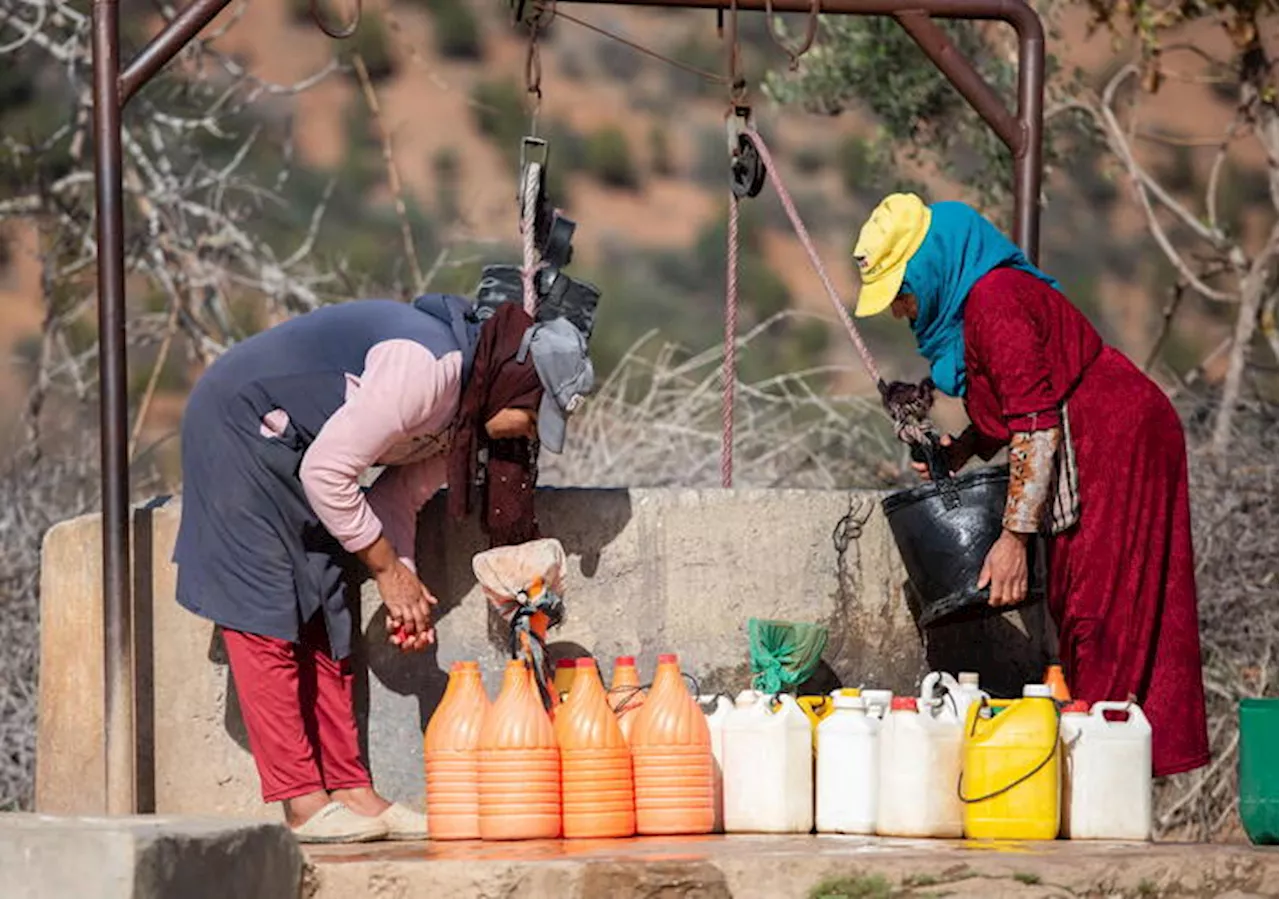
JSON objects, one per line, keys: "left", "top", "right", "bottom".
{"left": 173, "top": 295, "right": 478, "bottom": 659}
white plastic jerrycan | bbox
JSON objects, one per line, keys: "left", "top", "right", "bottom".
{"left": 876, "top": 695, "right": 965, "bottom": 838}
{"left": 860, "top": 689, "right": 894, "bottom": 720}
{"left": 697, "top": 693, "right": 735, "bottom": 834}
{"left": 816, "top": 693, "right": 880, "bottom": 834}
{"left": 722, "top": 692, "right": 814, "bottom": 833}
{"left": 1060, "top": 700, "right": 1153, "bottom": 841}
{"left": 920, "top": 671, "right": 990, "bottom": 725}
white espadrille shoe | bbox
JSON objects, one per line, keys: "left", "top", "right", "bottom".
{"left": 377, "top": 802, "right": 429, "bottom": 841}
{"left": 291, "top": 802, "right": 389, "bottom": 844}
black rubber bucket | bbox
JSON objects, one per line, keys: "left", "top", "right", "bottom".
{"left": 881, "top": 465, "right": 1046, "bottom": 628}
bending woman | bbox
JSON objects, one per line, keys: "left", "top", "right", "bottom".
{"left": 173, "top": 295, "right": 592, "bottom": 842}
{"left": 853, "top": 193, "right": 1209, "bottom": 778}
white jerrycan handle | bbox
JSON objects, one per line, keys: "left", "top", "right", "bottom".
{"left": 860, "top": 690, "right": 893, "bottom": 719}
{"left": 697, "top": 694, "right": 732, "bottom": 716}
{"left": 920, "top": 671, "right": 962, "bottom": 720}
{"left": 1091, "top": 700, "right": 1150, "bottom": 730}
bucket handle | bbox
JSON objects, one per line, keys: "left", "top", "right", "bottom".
{"left": 957, "top": 700, "right": 1061, "bottom": 805}
{"left": 913, "top": 437, "right": 961, "bottom": 510}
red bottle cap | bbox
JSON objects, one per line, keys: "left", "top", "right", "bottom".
{"left": 891, "top": 697, "right": 918, "bottom": 712}
{"left": 614, "top": 655, "right": 636, "bottom": 666}
{"left": 555, "top": 658, "right": 575, "bottom": 669}
{"left": 657, "top": 653, "right": 679, "bottom": 664}
{"left": 574, "top": 657, "right": 597, "bottom": 669}
{"left": 1063, "top": 701, "right": 1090, "bottom": 714}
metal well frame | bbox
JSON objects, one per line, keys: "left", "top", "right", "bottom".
{"left": 89, "top": 0, "right": 1045, "bottom": 812}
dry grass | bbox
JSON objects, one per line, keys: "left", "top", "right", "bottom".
{"left": 1154, "top": 394, "right": 1278, "bottom": 842}
{"left": 0, "top": 447, "right": 97, "bottom": 811}
{"left": 540, "top": 317, "right": 903, "bottom": 489}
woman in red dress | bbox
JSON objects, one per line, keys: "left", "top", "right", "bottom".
{"left": 853, "top": 193, "right": 1209, "bottom": 777}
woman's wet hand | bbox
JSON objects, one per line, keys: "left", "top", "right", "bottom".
{"left": 378, "top": 560, "right": 437, "bottom": 652}
{"left": 978, "top": 529, "right": 1029, "bottom": 607}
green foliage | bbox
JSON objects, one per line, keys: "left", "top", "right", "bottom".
{"left": 765, "top": 17, "right": 1011, "bottom": 208}
{"left": 433, "top": 146, "right": 461, "bottom": 223}
{"left": 808, "top": 874, "right": 897, "bottom": 899}
{"left": 793, "top": 143, "right": 827, "bottom": 176}
{"left": 649, "top": 124, "right": 675, "bottom": 177}
{"left": 664, "top": 34, "right": 723, "bottom": 97}
{"left": 763, "top": 15, "right": 1087, "bottom": 218}
{"left": 287, "top": 0, "right": 316, "bottom": 24}
{"left": 833, "top": 132, "right": 917, "bottom": 200}
{"left": 596, "top": 36, "right": 644, "bottom": 81}
{"left": 428, "top": 0, "right": 484, "bottom": 61}
{"left": 336, "top": 12, "right": 397, "bottom": 83}
{"left": 585, "top": 127, "right": 640, "bottom": 190}
{"left": 472, "top": 78, "right": 526, "bottom": 144}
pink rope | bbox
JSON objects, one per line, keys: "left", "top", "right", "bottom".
{"left": 722, "top": 192, "right": 740, "bottom": 488}
{"left": 741, "top": 127, "right": 883, "bottom": 387}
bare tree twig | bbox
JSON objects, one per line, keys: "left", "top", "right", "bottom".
{"left": 351, "top": 52, "right": 425, "bottom": 296}
{"left": 128, "top": 302, "right": 181, "bottom": 463}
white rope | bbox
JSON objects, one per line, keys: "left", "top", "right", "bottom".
{"left": 520, "top": 162, "right": 543, "bottom": 318}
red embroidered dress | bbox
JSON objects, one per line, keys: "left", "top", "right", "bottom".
{"left": 963, "top": 268, "right": 1210, "bottom": 777}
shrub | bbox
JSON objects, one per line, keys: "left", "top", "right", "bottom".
{"left": 336, "top": 11, "right": 397, "bottom": 83}
{"left": 585, "top": 127, "right": 640, "bottom": 190}
{"left": 432, "top": 0, "right": 483, "bottom": 61}
{"left": 649, "top": 125, "right": 675, "bottom": 177}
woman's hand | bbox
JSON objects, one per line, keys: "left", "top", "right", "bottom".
{"left": 910, "top": 431, "right": 976, "bottom": 481}
{"left": 379, "top": 562, "right": 437, "bottom": 652}
{"left": 357, "top": 536, "right": 437, "bottom": 652}
{"left": 978, "top": 529, "right": 1030, "bottom": 607}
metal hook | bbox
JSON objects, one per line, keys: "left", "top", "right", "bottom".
{"left": 764, "top": 0, "right": 821, "bottom": 71}
{"left": 312, "top": 0, "right": 361, "bottom": 39}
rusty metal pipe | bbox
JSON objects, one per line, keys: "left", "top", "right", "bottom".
{"left": 119, "top": 0, "right": 236, "bottom": 105}
{"left": 557, "top": 0, "right": 1045, "bottom": 257}
{"left": 92, "top": 0, "right": 134, "bottom": 815}
{"left": 1013, "top": 15, "right": 1045, "bottom": 261}
{"left": 893, "top": 12, "right": 1019, "bottom": 151}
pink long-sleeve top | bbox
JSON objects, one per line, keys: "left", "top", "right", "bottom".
{"left": 280, "top": 339, "right": 462, "bottom": 573}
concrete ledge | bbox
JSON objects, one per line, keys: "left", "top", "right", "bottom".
{"left": 303, "top": 836, "right": 1280, "bottom": 899}
{"left": 38, "top": 487, "right": 1052, "bottom": 819}
{"left": 0, "top": 813, "right": 302, "bottom": 899}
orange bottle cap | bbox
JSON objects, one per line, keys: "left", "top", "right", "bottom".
{"left": 657, "top": 653, "right": 678, "bottom": 664}
{"left": 615, "top": 655, "right": 636, "bottom": 666}
{"left": 574, "top": 657, "right": 597, "bottom": 668}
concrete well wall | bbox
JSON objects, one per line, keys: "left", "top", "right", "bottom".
{"left": 37, "top": 488, "right": 1051, "bottom": 819}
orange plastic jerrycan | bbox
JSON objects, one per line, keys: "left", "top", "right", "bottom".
{"left": 424, "top": 661, "right": 489, "bottom": 840}
{"left": 629, "top": 653, "right": 715, "bottom": 835}
{"left": 608, "top": 655, "right": 647, "bottom": 743}
{"left": 555, "top": 657, "right": 636, "bottom": 838}
{"left": 478, "top": 659, "right": 561, "bottom": 840}
{"left": 554, "top": 658, "right": 578, "bottom": 701}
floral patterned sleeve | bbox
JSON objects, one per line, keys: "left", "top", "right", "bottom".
{"left": 1004, "top": 427, "right": 1062, "bottom": 534}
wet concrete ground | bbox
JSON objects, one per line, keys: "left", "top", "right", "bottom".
{"left": 305, "top": 834, "right": 1278, "bottom": 898}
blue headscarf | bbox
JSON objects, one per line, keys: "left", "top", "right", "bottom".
{"left": 904, "top": 202, "right": 1059, "bottom": 397}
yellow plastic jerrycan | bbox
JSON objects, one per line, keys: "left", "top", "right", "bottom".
{"left": 798, "top": 689, "right": 860, "bottom": 747}
{"left": 961, "top": 683, "right": 1061, "bottom": 840}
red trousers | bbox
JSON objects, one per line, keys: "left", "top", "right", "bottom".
{"left": 222, "top": 615, "right": 371, "bottom": 803}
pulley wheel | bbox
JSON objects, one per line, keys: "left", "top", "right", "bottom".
{"left": 730, "top": 134, "right": 766, "bottom": 199}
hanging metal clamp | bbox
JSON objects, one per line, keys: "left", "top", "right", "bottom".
{"left": 726, "top": 106, "right": 766, "bottom": 199}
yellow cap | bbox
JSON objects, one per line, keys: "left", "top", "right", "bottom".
{"left": 852, "top": 193, "right": 932, "bottom": 318}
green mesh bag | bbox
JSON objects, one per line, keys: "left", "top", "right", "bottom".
{"left": 748, "top": 618, "right": 829, "bottom": 694}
